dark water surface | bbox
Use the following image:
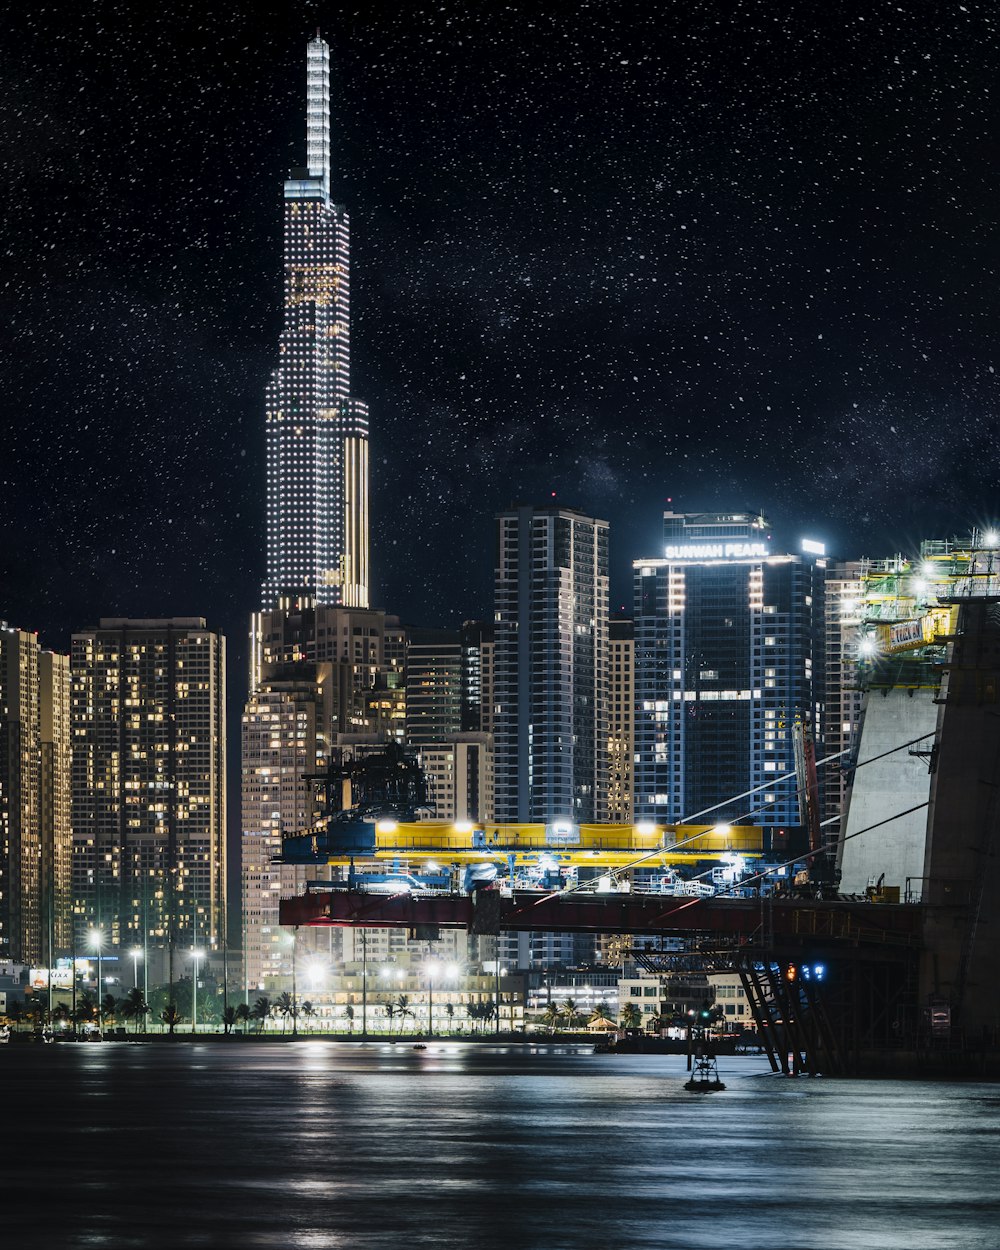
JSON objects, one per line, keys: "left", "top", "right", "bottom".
{"left": 3, "top": 1041, "right": 999, "bottom": 1249}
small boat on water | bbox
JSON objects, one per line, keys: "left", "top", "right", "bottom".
{"left": 684, "top": 1053, "right": 726, "bottom": 1092}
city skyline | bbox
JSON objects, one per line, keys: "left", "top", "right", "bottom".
{"left": 4, "top": 4, "right": 1000, "bottom": 661}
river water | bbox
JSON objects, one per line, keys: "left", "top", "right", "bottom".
{"left": 3, "top": 1042, "right": 998, "bottom": 1249}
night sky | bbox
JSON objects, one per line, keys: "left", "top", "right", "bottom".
{"left": 5, "top": 0, "right": 1000, "bottom": 661}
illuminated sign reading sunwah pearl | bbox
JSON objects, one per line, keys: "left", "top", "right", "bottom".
{"left": 663, "top": 542, "right": 770, "bottom": 561}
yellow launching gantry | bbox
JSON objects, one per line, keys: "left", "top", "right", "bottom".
{"left": 859, "top": 532, "right": 1000, "bottom": 660}
{"left": 322, "top": 819, "right": 764, "bottom": 871}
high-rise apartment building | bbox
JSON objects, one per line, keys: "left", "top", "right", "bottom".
{"left": 494, "top": 505, "right": 609, "bottom": 823}
{"left": 0, "top": 625, "right": 71, "bottom": 967}
{"left": 1, "top": 626, "right": 63, "bottom": 966}
{"left": 39, "top": 650, "right": 72, "bottom": 959}
{"left": 633, "top": 512, "right": 825, "bottom": 830}
{"left": 491, "top": 506, "right": 608, "bottom": 972}
{"left": 71, "top": 619, "right": 227, "bottom": 957}
{"left": 607, "top": 619, "right": 634, "bottom": 823}
{"left": 0, "top": 624, "right": 40, "bottom": 964}
{"left": 242, "top": 667, "right": 335, "bottom": 989}
{"left": 261, "top": 33, "right": 369, "bottom": 612}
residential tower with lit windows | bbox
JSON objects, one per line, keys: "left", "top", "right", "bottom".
{"left": 70, "top": 619, "right": 227, "bottom": 963}
{"left": 494, "top": 504, "right": 610, "bottom": 824}
{"left": 0, "top": 624, "right": 72, "bottom": 966}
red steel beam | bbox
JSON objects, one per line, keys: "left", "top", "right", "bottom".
{"left": 279, "top": 889, "right": 924, "bottom": 944}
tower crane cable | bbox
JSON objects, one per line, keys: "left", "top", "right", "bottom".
{"left": 524, "top": 730, "right": 936, "bottom": 909}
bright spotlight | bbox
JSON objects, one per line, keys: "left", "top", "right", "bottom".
{"left": 376, "top": 818, "right": 398, "bottom": 834}
{"left": 635, "top": 821, "right": 657, "bottom": 836}
{"left": 986, "top": 530, "right": 1000, "bottom": 547}
{"left": 712, "top": 823, "right": 732, "bottom": 836}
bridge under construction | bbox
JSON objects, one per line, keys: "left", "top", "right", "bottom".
{"left": 279, "top": 584, "right": 1000, "bottom": 1077}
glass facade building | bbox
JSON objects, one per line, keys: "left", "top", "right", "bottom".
{"left": 633, "top": 512, "right": 824, "bottom": 829}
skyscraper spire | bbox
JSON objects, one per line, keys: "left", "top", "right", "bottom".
{"left": 305, "top": 33, "right": 330, "bottom": 200}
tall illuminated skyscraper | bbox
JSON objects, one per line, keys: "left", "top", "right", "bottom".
{"left": 261, "top": 33, "right": 369, "bottom": 612}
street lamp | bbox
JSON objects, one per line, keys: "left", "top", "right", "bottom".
{"left": 360, "top": 928, "right": 369, "bottom": 1038}
{"left": 425, "top": 960, "right": 439, "bottom": 1037}
{"left": 490, "top": 962, "right": 509, "bottom": 1035}
{"left": 291, "top": 927, "right": 298, "bottom": 1038}
{"left": 88, "top": 928, "right": 104, "bottom": 1036}
{"left": 190, "top": 948, "right": 204, "bottom": 1035}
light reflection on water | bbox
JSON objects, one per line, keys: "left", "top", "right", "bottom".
{"left": 3, "top": 1043, "right": 1000, "bottom": 1249}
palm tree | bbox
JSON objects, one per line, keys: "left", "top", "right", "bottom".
{"left": 101, "top": 993, "right": 120, "bottom": 1029}
{"left": 541, "top": 1003, "right": 561, "bottom": 1034}
{"left": 621, "top": 1002, "right": 642, "bottom": 1031}
{"left": 395, "top": 994, "right": 414, "bottom": 1035}
{"left": 251, "top": 996, "right": 272, "bottom": 1034}
{"left": 222, "top": 1005, "right": 237, "bottom": 1035}
{"left": 160, "top": 1004, "right": 181, "bottom": 1035}
{"left": 122, "top": 987, "right": 148, "bottom": 1035}
{"left": 343, "top": 1004, "right": 355, "bottom": 1035}
{"left": 588, "top": 1007, "right": 615, "bottom": 1035}
{"left": 561, "top": 998, "right": 579, "bottom": 1031}
{"left": 234, "top": 1003, "right": 250, "bottom": 1034}
{"left": 76, "top": 992, "right": 97, "bottom": 1029}
{"left": 300, "top": 1000, "right": 316, "bottom": 1032}
{"left": 275, "top": 991, "right": 295, "bottom": 1034}
{"left": 444, "top": 1003, "right": 455, "bottom": 1033}
{"left": 383, "top": 1002, "right": 396, "bottom": 1032}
